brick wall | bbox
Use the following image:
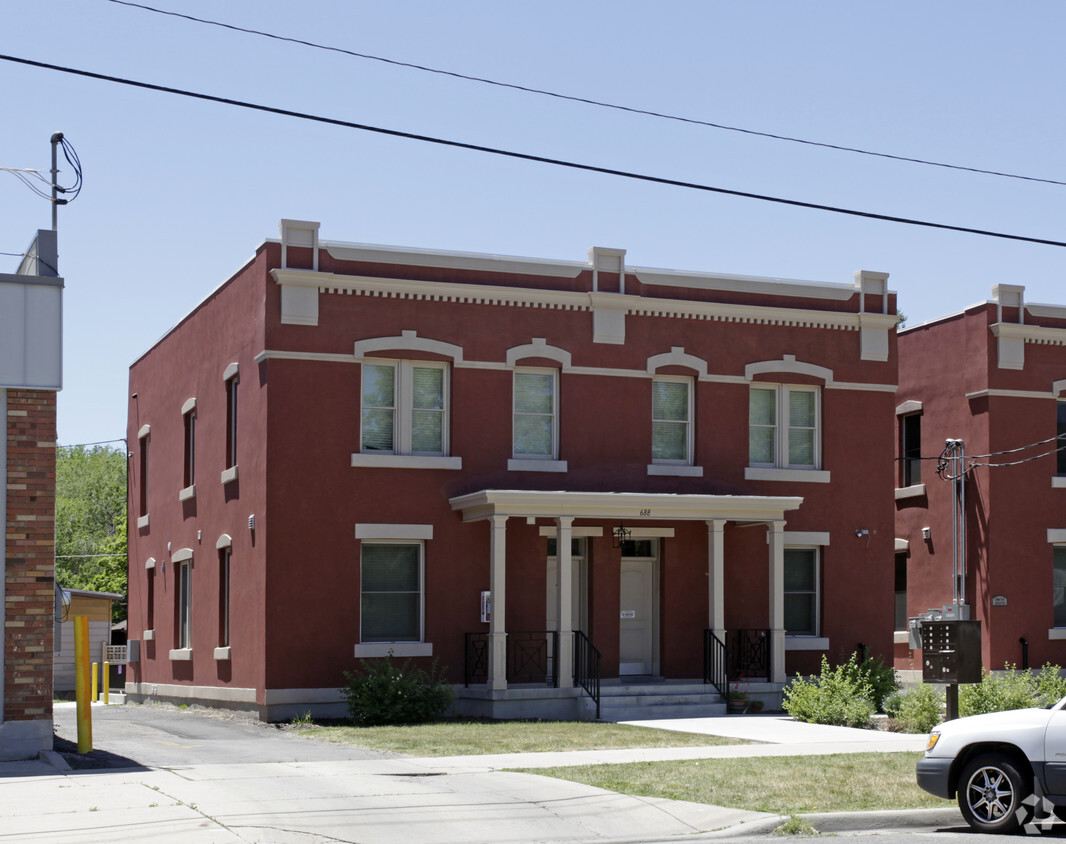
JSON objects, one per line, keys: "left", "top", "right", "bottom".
{"left": 5, "top": 389, "right": 56, "bottom": 722}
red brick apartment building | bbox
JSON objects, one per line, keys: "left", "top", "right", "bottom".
{"left": 895, "top": 285, "right": 1066, "bottom": 676}
{"left": 1, "top": 230, "right": 62, "bottom": 759}
{"left": 125, "top": 220, "right": 899, "bottom": 720}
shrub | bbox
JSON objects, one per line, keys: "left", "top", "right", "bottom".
{"left": 782, "top": 654, "right": 876, "bottom": 728}
{"left": 842, "top": 654, "right": 899, "bottom": 713}
{"left": 1035, "top": 664, "right": 1066, "bottom": 707}
{"left": 959, "top": 664, "right": 1056, "bottom": 717}
{"left": 341, "top": 655, "right": 455, "bottom": 726}
{"left": 884, "top": 684, "right": 944, "bottom": 733}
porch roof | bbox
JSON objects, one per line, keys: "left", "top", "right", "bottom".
{"left": 449, "top": 489, "right": 803, "bottom": 523}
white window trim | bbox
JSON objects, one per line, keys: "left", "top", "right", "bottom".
{"left": 213, "top": 647, "right": 231, "bottom": 661}
{"left": 784, "top": 546, "right": 820, "bottom": 638}
{"left": 512, "top": 366, "right": 559, "bottom": 461}
{"left": 358, "top": 539, "right": 428, "bottom": 649}
{"left": 360, "top": 358, "right": 451, "bottom": 458}
{"left": 508, "top": 458, "right": 568, "bottom": 472}
{"left": 651, "top": 374, "right": 694, "bottom": 467}
{"left": 748, "top": 383, "right": 823, "bottom": 474}
{"left": 168, "top": 648, "right": 192, "bottom": 661}
{"left": 352, "top": 453, "right": 462, "bottom": 470}
{"left": 895, "top": 484, "right": 926, "bottom": 499}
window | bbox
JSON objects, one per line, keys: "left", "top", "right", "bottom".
{"left": 137, "top": 427, "right": 150, "bottom": 526}
{"left": 652, "top": 377, "right": 692, "bottom": 464}
{"left": 901, "top": 414, "right": 921, "bottom": 486}
{"left": 513, "top": 368, "right": 558, "bottom": 459}
{"left": 1055, "top": 548, "right": 1066, "bottom": 628}
{"left": 361, "top": 542, "right": 423, "bottom": 643}
{"left": 226, "top": 375, "right": 238, "bottom": 469}
{"left": 176, "top": 559, "right": 192, "bottom": 649}
{"left": 361, "top": 360, "right": 448, "bottom": 456}
{"left": 146, "top": 567, "right": 155, "bottom": 632}
{"left": 749, "top": 385, "right": 819, "bottom": 469}
{"left": 784, "top": 548, "right": 818, "bottom": 636}
{"left": 183, "top": 408, "right": 196, "bottom": 489}
{"left": 894, "top": 553, "right": 908, "bottom": 631}
{"left": 219, "top": 547, "right": 231, "bottom": 648}
{"left": 1058, "top": 402, "right": 1066, "bottom": 476}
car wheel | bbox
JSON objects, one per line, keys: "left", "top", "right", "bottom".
{"left": 958, "top": 753, "right": 1032, "bottom": 834}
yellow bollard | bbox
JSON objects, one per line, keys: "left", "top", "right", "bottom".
{"left": 91, "top": 662, "right": 98, "bottom": 702}
{"left": 73, "top": 616, "right": 93, "bottom": 753}
{"left": 103, "top": 660, "right": 110, "bottom": 704}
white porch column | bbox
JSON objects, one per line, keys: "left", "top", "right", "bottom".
{"left": 488, "top": 515, "right": 508, "bottom": 691}
{"left": 555, "top": 516, "right": 574, "bottom": 688}
{"left": 706, "top": 519, "right": 726, "bottom": 639}
{"left": 767, "top": 520, "right": 787, "bottom": 683}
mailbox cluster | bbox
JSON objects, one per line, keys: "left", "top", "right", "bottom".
{"left": 921, "top": 620, "right": 983, "bottom": 684}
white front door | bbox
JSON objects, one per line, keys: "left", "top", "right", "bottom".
{"left": 619, "top": 543, "right": 658, "bottom": 675}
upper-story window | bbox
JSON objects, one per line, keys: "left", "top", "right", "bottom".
{"left": 181, "top": 398, "right": 196, "bottom": 498}
{"left": 513, "top": 368, "right": 558, "bottom": 460}
{"left": 226, "top": 374, "right": 238, "bottom": 469}
{"left": 361, "top": 359, "right": 449, "bottom": 456}
{"left": 749, "top": 385, "right": 820, "bottom": 469}
{"left": 137, "top": 425, "right": 150, "bottom": 527}
{"left": 651, "top": 376, "right": 692, "bottom": 464}
{"left": 1058, "top": 401, "right": 1066, "bottom": 476}
{"left": 901, "top": 413, "right": 922, "bottom": 487}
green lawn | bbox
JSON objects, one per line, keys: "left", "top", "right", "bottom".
{"left": 518, "top": 752, "right": 954, "bottom": 815}
{"left": 298, "top": 720, "right": 747, "bottom": 756}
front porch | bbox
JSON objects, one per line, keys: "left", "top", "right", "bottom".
{"left": 449, "top": 489, "right": 803, "bottom": 720}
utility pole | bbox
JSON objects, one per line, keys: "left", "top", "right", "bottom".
{"left": 50, "top": 132, "right": 65, "bottom": 232}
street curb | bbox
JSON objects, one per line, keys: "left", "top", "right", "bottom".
{"left": 709, "top": 807, "right": 964, "bottom": 838}
{"left": 38, "top": 750, "right": 71, "bottom": 772}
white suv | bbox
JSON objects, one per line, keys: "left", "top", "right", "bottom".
{"left": 917, "top": 698, "right": 1066, "bottom": 833}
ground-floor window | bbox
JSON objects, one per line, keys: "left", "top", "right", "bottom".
{"left": 176, "top": 560, "right": 192, "bottom": 649}
{"left": 784, "top": 548, "right": 818, "bottom": 636}
{"left": 361, "top": 542, "right": 423, "bottom": 643}
{"left": 1054, "top": 547, "right": 1066, "bottom": 628}
{"left": 894, "top": 553, "right": 908, "bottom": 631}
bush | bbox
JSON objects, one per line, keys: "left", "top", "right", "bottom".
{"left": 782, "top": 654, "right": 876, "bottom": 728}
{"left": 958, "top": 664, "right": 1061, "bottom": 717}
{"left": 341, "top": 655, "right": 455, "bottom": 726}
{"left": 884, "top": 684, "right": 944, "bottom": 733}
{"left": 842, "top": 654, "right": 899, "bottom": 713}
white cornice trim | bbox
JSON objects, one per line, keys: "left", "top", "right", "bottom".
{"left": 270, "top": 269, "right": 895, "bottom": 332}
{"left": 323, "top": 242, "right": 586, "bottom": 278}
{"left": 633, "top": 268, "right": 863, "bottom": 301}
{"left": 992, "top": 322, "right": 1066, "bottom": 346}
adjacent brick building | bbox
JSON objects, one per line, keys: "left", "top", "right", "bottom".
{"left": 895, "top": 285, "right": 1066, "bottom": 677}
{"left": 1, "top": 230, "right": 62, "bottom": 759}
{"left": 126, "top": 220, "right": 900, "bottom": 720}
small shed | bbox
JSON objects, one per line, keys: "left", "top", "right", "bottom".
{"left": 54, "top": 589, "right": 124, "bottom": 694}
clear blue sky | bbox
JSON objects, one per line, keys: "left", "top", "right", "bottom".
{"left": 4, "top": 1, "right": 1065, "bottom": 447}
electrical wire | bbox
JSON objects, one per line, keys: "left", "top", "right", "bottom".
{"left": 1, "top": 166, "right": 53, "bottom": 200}
{"left": 5, "top": 52, "right": 1066, "bottom": 250}
{"left": 106, "top": 0, "right": 1066, "bottom": 189}
{"left": 56, "top": 134, "right": 83, "bottom": 199}
{"left": 935, "top": 435, "right": 1066, "bottom": 479}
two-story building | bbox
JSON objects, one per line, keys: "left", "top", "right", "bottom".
{"left": 895, "top": 285, "right": 1066, "bottom": 676}
{"left": 125, "top": 220, "right": 899, "bottom": 720}
{"left": 1, "top": 229, "right": 62, "bottom": 759}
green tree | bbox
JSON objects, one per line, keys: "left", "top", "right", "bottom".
{"left": 55, "top": 444, "right": 128, "bottom": 621}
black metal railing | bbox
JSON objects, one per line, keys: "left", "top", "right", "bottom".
{"left": 702, "top": 629, "right": 728, "bottom": 695}
{"left": 573, "top": 630, "right": 602, "bottom": 719}
{"left": 464, "top": 631, "right": 558, "bottom": 687}
{"left": 727, "top": 628, "right": 771, "bottom": 679}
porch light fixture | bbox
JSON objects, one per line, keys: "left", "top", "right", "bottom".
{"left": 612, "top": 525, "right": 631, "bottom": 548}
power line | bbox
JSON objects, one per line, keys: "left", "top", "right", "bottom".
{"left": 5, "top": 52, "right": 1066, "bottom": 250}
{"left": 106, "top": 0, "right": 1066, "bottom": 189}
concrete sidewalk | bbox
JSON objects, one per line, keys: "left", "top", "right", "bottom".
{"left": 0, "top": 715, "right": 936, "bottom": 842}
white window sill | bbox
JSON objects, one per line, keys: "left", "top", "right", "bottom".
{"left": 179, "top": 484, "right": 196, "bottom": 502}
{"left": 1053, "top": 477, "right": 1066, "bottom": 489}
{"left": 214, "top": 647, "right": 231, "bottom": 661}
{"left": 745, "top": 467, "right": 831, "bottom": 484}
{"left": 894, "top": 484, "right": 926, "bottom": 500}
{"left": 508, "top": 458, "right": 568, "bottom": 472}
{"left": 647, "top": 464, "right": 703, "bottom": 478}
{"left": 351, "top": 453, "right": 462, "bottom": 470}
{"left": 1049, "top": 629, "right": 1066, "bottom": 640}
{"left": 168, "top": 648, "right": 193, "bottom": 661}
{"left": 785, "top": 636, "right": 829, "bottom": 651}
{"left": 354, "top": 642, "right": 433, "bottom": 658}
{"left": 137, "top": 514, "right": 150, "bottom": 529}
{"left": 143, "top": 629, "right": 155, "bottom": 641}
{"left": 221, "top": 465, "right": 239, "bottom": 485}
{"left": 893, "top": 631, "right": 910, "bottom": 645}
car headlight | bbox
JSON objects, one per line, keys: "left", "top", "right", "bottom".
{"left": 926, "top": 732, "right": 940, "bottom": 752}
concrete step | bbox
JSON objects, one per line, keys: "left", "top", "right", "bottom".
{"left": 596, "top": 681, "right": 728, "bottom": 721}
{"left": 601, "top": 702, "right": 728, "bottom": 721}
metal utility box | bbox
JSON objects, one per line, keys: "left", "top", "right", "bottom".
{"left": 921, "top": 619, "right": 982, "bottom": 684}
